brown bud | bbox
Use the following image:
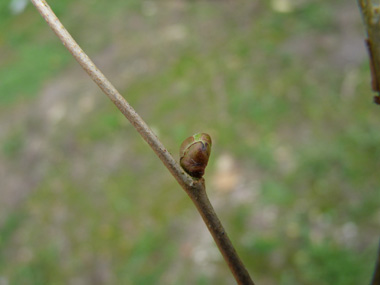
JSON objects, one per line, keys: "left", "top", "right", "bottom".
{"left": 179, "top": 133, "right": 212, "bottom": 178}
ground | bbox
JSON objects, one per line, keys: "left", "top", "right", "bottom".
{"left": 0, "top": 0, "right": 379, "bottom": 284}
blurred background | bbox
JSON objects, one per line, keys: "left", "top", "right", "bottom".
{"left": 0, "top": 0, "right": 379, "bottom": 284}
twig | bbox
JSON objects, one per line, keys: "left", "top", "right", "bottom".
{"left": 357, "top": 0, "right": 380, "bottom": 104}
{"left": 189, "top": 181, "right": 254, "bottom": 285}
{"left": 371, "top": 240, "right": 380, "bottom": 285}
{"left": 29, "top": 0, "right": 254, "bottom": 284}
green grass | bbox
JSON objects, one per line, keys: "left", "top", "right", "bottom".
{"left": 0, "top": 1, "right": 72, "bottom": 107}
{"left": 2, "top": 128, "right": 24, "bottom": 158}
{"left": 0, "top": 0, "right": 140, "bottom": 108}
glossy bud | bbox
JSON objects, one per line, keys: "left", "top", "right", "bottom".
{"left": 180, "top": 133, "right": 212, "bottom": 178}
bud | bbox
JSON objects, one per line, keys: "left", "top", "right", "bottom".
{"left": 179, "top": 133, "right": 212, "bottom": 178}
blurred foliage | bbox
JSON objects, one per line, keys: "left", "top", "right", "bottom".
{"left": 0, "top": 0, "right": 379, "bottom": 284}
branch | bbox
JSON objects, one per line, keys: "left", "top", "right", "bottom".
{"left": 358, "top": 0, "right": 380, "bottom": 104}
{"left": 371, "top": 240, "right": 380, "bottom": 285}
{"left": 29, "top": 0, "right": 254, "bottom": 284}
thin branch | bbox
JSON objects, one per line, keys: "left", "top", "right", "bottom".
{"left": 358, "top": 0, "right": 380, "bottom": 103}
{"left": 189, "top": 181, "right": 254, "bottom": 285}
{"left": 29, "top": 0, "right": 254, "bottom": 284}
{"left": 358, "top": 0, "right": 373, "bottom": 28}
{"left": 371, "top": 240, "right": 380, "bottom": 285}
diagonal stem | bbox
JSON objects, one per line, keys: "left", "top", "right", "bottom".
{"left": 28, "top": 0, "right": 192, "bottom": 190}
{"left": 29, "top": 0, "right": 254, "bottom": 284}
{"left": 358, "top": 0, "right": 380, "bottom": 101}
{"left": 189, "top": 180, "right": 254, "bottom": 284}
